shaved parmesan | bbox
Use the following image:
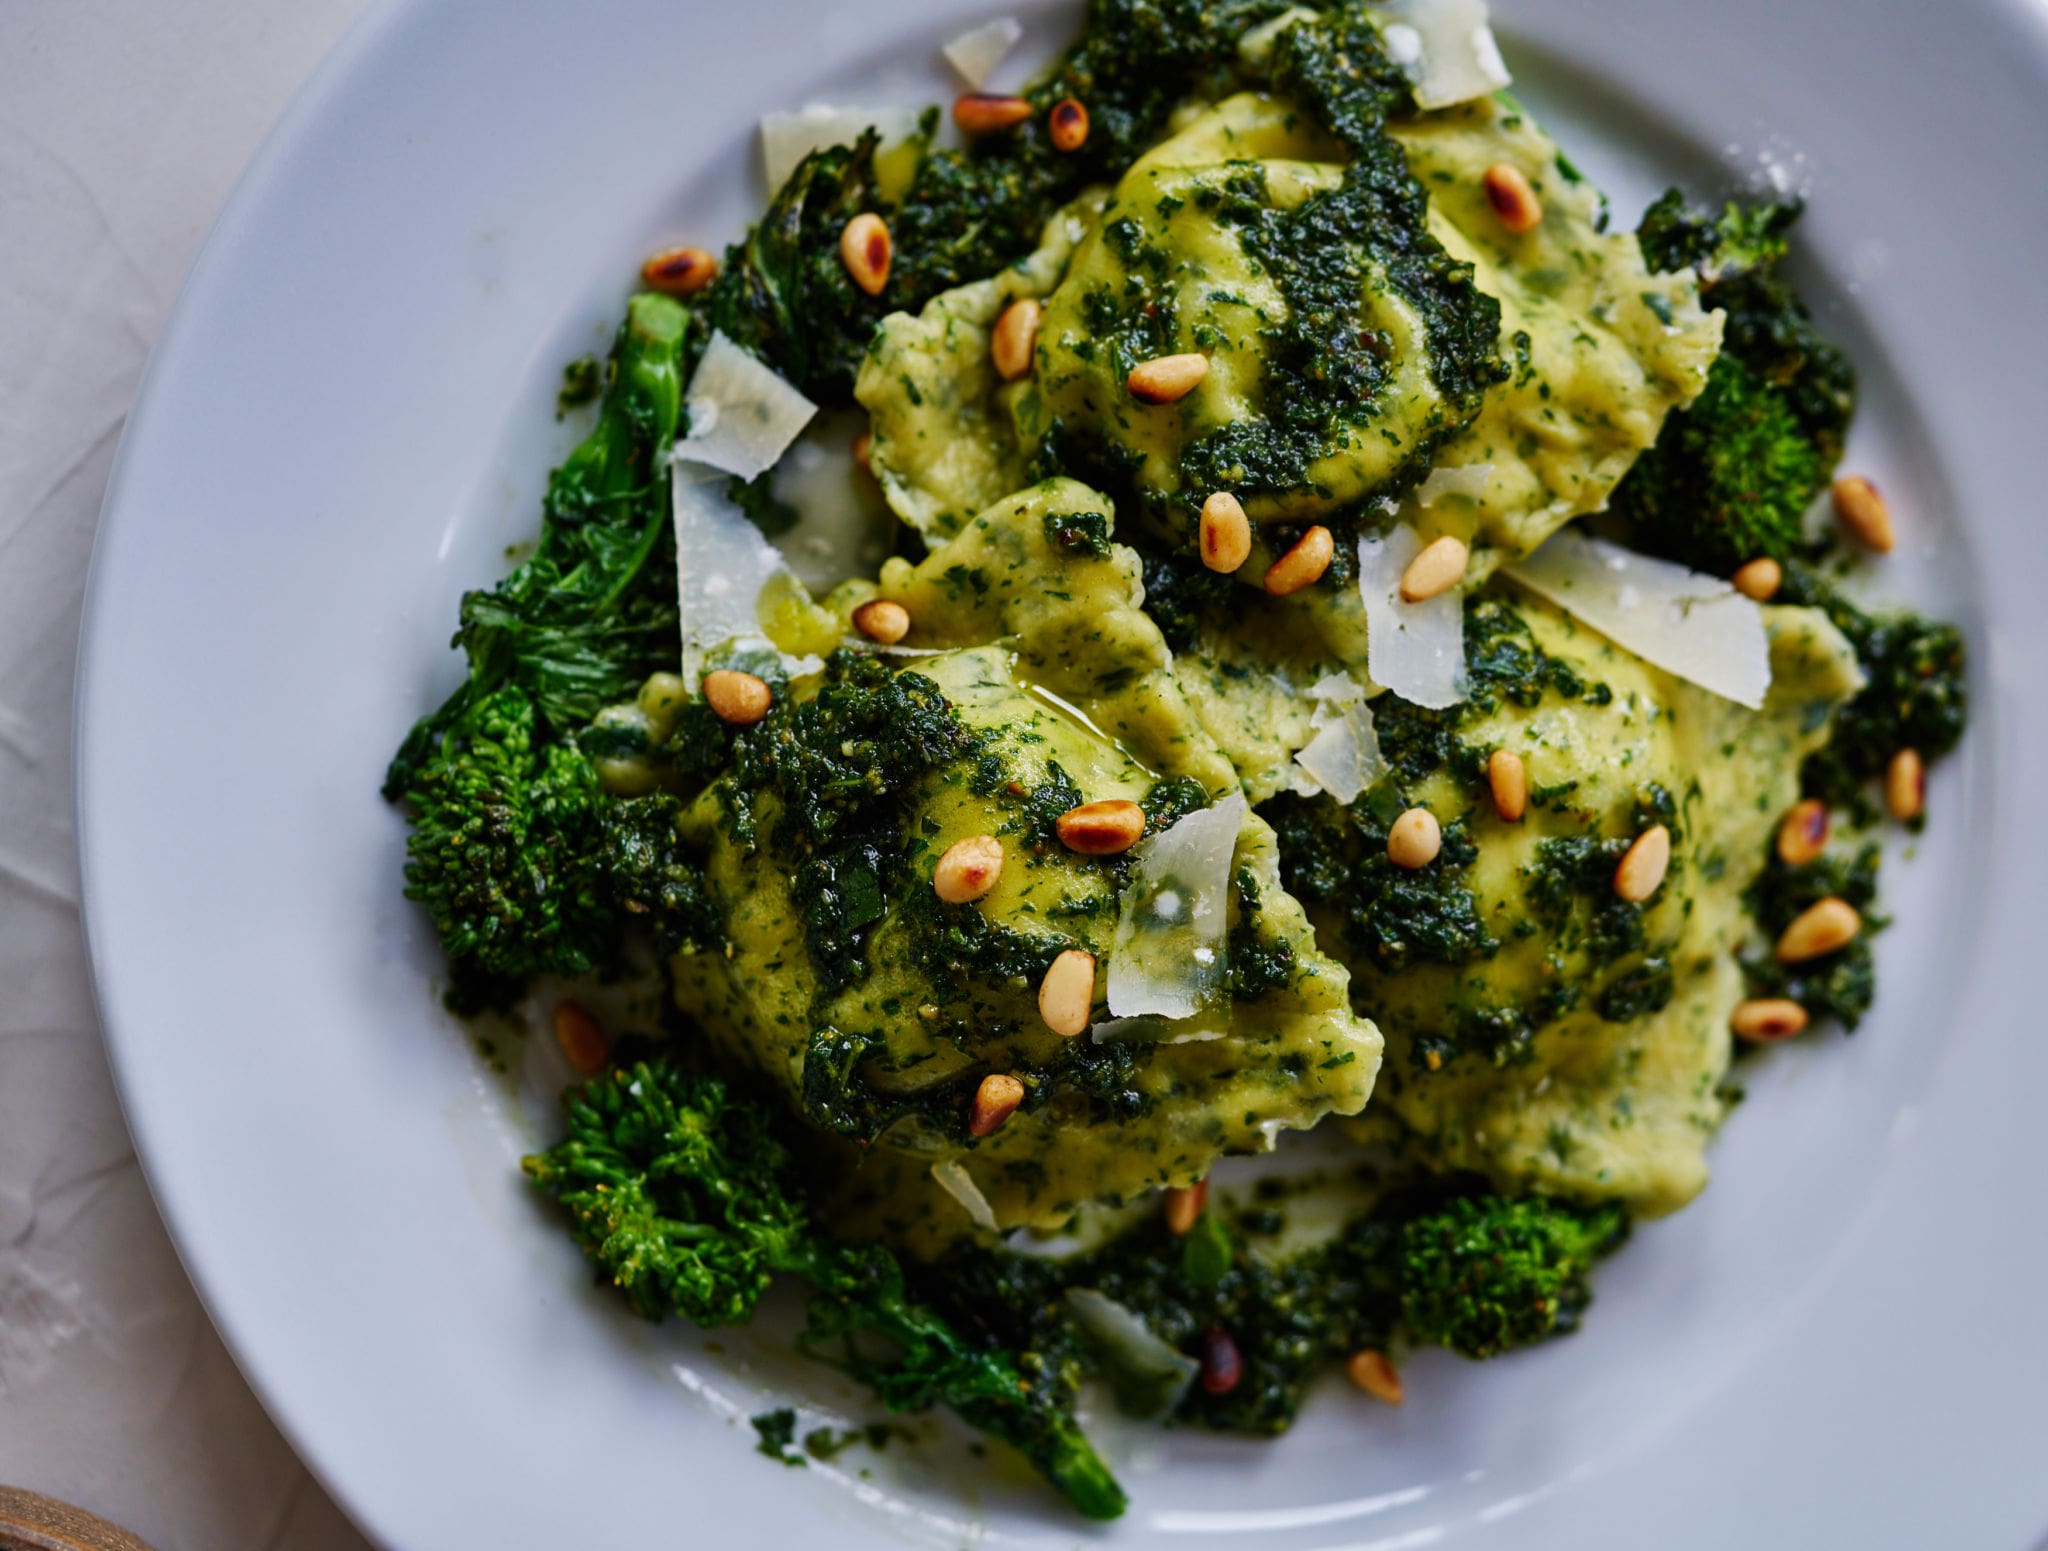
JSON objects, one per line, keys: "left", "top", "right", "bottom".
{"left": 674, "top": 331, "right": 817, "bottom": 481}
{"left": 759, "top": 104, "right": 922, "bottom": 193}
{"left": 931, "top": 1159, "right": 999, "bottom": 1233}
{"left": 1359, "top": 528, "right": 1467, "bottom": 709}
{"left": 672, "top": 463, "right": 793, "bottom": 686}
{"left": 1504, "top": 529, "right": 1769, "bottom": 707}
{"left": 1293, "top": 700, "right": 1385, "bottom": 804}
{"left": 1375, "top": 0, "right": 1510, "bottom": 110}
{"left": 1089, "top": 1017, "right": 1226, "bottom": 1046}
{"left": 1063, "top": 1288, "right": 1199, "bottom": 1418}
{"left": 1108, "top": 794, "right": 1246, "bottom": 1020}
{"left": 942, "top": 16, "right": 1023, "bottom": 87}
{"left": 1416, "top": 460, "right": 1494, "bottom": 508}
{"left": 1306, "top": 672, "right": 1366, "bottom": 705}
{"left": 768, "top": 414, "right": 895, "bottom": 589}
{"left": 1381, "top": 22, "right": 1424, "bottom": 67}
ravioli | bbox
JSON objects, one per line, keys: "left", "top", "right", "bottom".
{"left": 672, "top": 483, "right": 1381, "bottom": 1246}
{"left": 1387, "top": 96, "right": 1723, "bottom": 574}
{"left": 872, "top": 477, "right": 1240, "bottom": 796}
{"left": 855, "top": 195, "right": 1105, "bottom": 543}
{"left": 992, "top": 86, "right": 1719, "bottom": 807}
{"left": 1024, "top": 93, "right": 1485, "bottom": 531}
{"left": 1292, "top": 591, "right": 1862, "bottom": 1214}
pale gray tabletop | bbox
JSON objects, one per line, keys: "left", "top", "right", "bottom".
{"left": 1, "top": 4, "right": 374, "bottom": 1546}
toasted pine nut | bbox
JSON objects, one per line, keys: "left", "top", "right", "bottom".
{"left": 1399, "top": 535, "right": 1470, "bottom": 602}
{"left": 1163, "top": 1180, "right": 1208, "bottom": 1235}
{"left": 852, "top": 598, "right": 911, "bottom": 644}
{"left": 969, "top": 1073, "right": 1026, "bottom": 1137}
{"left": 1487, "top": 748, "right": 1528, "bottom": 823}
{"left": 933, "top": 834, "right": 1004, "bottom": 904}
{"left": 1387, "top": 807, "right": 1442, "bottom": 870}
{"left": 953, "top": 93, "right": 1034, "bottom": 134}
{"left": 851, "top": 430, "right": 872, "bottom": 472}
{"left": 1775, "top": 896, "right": 1861, "bottom": 962}
{"left": 640, "top": 245, "right": 719, "bottom": 297}
{"left": 1048, "top": 96, "right": 1090, "bottom": 152}
{"left": 552, "top": 1001, "right": 608, "bottom": 1075}
{"left": 1198, "top": 1326, "right": 1242, "bottom": 1396}
{"left": 1199, "top": 491, "right": 1252, "bottom": 573}
{"left": 1055, "top": 799, "right": 1146, "bottom": 855}
{"left": 1263, "top": 525, "right": 1334, "bottom": 596}
{"left": 1886, "top": 748, "right": 1925, "bottom": 823}
{"left": 840, "top": 212, "right": 892, "bottom": 296}
{"left": 1127, "top": 352, "right": 1209, "bottom": 404}
{"left": 1730, "top": 998, "right": 1810, "bottom": 1043}
{"left": 1832, "top": 476, "right": 1895, "bottom": 553}
{"left": 703, "top": 669, "right": 772, "bottom": 725}
{"left": 1038, "top": 948, "right": 1097, "bottom": 1038}
{"left": 1731, "top": 557, "right": 1783, "bottom": 600}
{"left": 990, "top": 297, "right": 1041, "bottom": 381}
{"left": 1482, "top": 162, "right": 1542, "bottom": 234}
{"left": 1776, "top": 799, "right": 1830, "bottom": 866}
{"left": 1613, "top": 824, "right": 1671, "bottom": 903}
{"left": 1346, "top": 1349, "right": 1404, "bottom": 1405}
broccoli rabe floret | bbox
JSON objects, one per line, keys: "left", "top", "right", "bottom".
{"left": 1608, "top": 356, "right": 1825, "bottom": 576}
{"left": 1614, "top": 193, "right": 1854, "bottom": 574}
{"left": 525, "top": 1060, "right": 1128, "bottom": 1520}
{"left": 1637, "top": 193, "right": 1794, "bottom": 283}
{"left": 400, "top": 691, "right": 718, "bottom": 1004}
{"left": 390, "top": 292, "right": 717, "bottom": 1003}
{"left": 1780, "top": 569, "right": 1968, "bottom": 820}
{"left": 400, "top": 686, "right": 613, "bottom": 995}
{"left": 1638, "top": 193, "right": 1855, "bottom": 464}
{"left": 1399, "top": 1194, "right": 1628, "bottom": 1360}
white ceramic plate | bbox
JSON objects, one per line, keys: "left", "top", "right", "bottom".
{"left": 76, "top": 0, "right": 2048, "bottom": 1545}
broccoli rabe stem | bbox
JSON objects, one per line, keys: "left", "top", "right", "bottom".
{"left": 384, "top": 291, "right": 688, "bottom": 799}
{"left": 524, "top": 1061, "right": 1127, "bottom": 1520}
{"left": 796, "top": 1240, "right": 1128, "bottom": 1520}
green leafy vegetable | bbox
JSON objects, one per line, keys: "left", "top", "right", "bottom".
{"left": 1781, "top": 568, "right": 1968, "bottom": 821}
{"left": 1614, "top": 193, "right": 1853, "bottom": 574}
{"left": 386, "top": 293, "right": 688, "bottom": 797}
{"left": 1399, "top": 1194, "right": 1628, "bottom": 1359}
{"left": 524, "top": 1060, "right": 1127, "bottom": 1518}
{"left": 398, "top": 685, "right": 612, "bottom": 996}
{"left": 752, "top": 1408, "right": 806, "bottom": 1465}
{"left": 1743, "top": 840, "right": 1883, "bottom": 1029}
{"left": 923, "top": 1209, "right": 1403, "bottom": 1437}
